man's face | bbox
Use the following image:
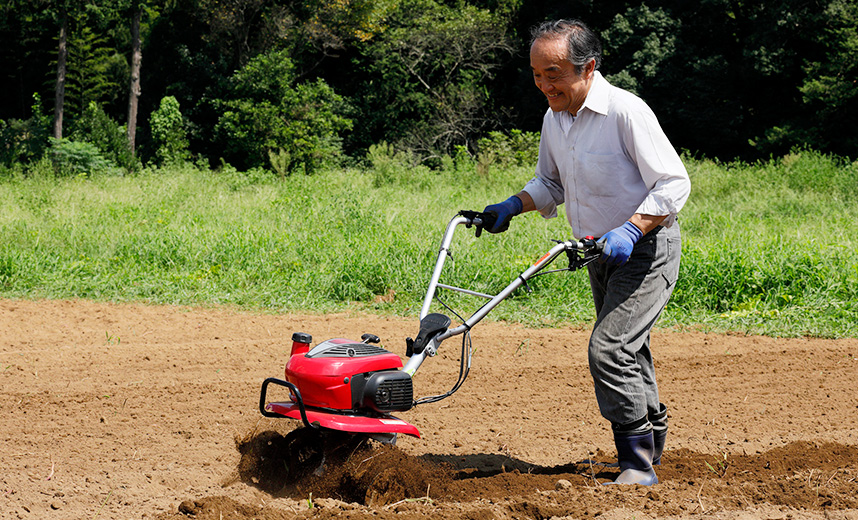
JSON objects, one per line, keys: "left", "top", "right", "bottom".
{"left": 530, "top": 36, "right": 594, "bottom": 115}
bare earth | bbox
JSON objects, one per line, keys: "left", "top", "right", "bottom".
{"left": 2, "top": 298, "right": 857, "bottom": 520}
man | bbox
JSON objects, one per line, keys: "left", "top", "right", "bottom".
{"left": 483, "top": 19, "right": 690, "bottom": 486}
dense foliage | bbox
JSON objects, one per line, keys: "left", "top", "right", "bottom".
{"left": 1, "top": 0, "right": 857, "bottom": 173}
{"left": 212, "top": 49, "right": 353, "bottom": 173}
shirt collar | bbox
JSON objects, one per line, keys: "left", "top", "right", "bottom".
{"left": 580, "top": 70, "right": 610, "bottom": 116}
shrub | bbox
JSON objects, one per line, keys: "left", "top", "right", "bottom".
{"left": 212, "top": 50, "right": 353, "bottom": 174}
{"left": 476, "top": 129, "right": 540, "bottom": 174}
{"left": 150, "top": 96, "right": 190, "bottom": 165}
{"left": 367, "top": 141, "right": 412, "bottom": 186}
{"left": 0, "top": 94, "right": 51, "bottom": 167}
{"left": 48, "top": 138, "right": 116, "bottom": 177}
{"left": 72, "top": 102, "right": 139, "bottom": 173}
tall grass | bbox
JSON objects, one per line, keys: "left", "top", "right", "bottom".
{"left": 1, "top": 150, "right": 856, "bottom": 337}
{"left": 673, "top": 151, "right": 858, "bottom": 336}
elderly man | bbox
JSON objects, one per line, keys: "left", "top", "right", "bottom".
{"left": 483, "top": 19, "right": 690, "bottom": 485}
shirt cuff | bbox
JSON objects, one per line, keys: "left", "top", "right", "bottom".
{"left": 523, "top": 177, "right": 559, "bottom": 219}
{"left": 635, "top": 192, "right": 678, "bottom": 220}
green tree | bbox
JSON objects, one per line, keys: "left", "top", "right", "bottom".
{"left": 302, "top": 0, "right": 399, "bottom": 53}
{"left": 601, "top": 5, "right": 681, "bottom": 96}
{"left": 52, "top": 0, "right": 72, "bottom": 139}
{"left": 212, "top": 49, "right": 353, "bottom": 173}
{"left": 64, "top": 24, "right": 122, "bottom": 121}
{"left": 795, "top": 0, "right": 858, "bottom": 156}
{"left": 1, "top": 0, "right": 138, "bottom": 137}
{"left": 196, "top": 0, "right": 294, "bottom": 70}
{"left": 353, "top": 0, "right": 515, "bottom": 161}
{"left": 45, "top": 0, "right": 127, "bottom": 139}
{"left": 126, "top": 0, "right": 144, "bottom": 154}
{"left": 621, "top": 0, "right": 858, "bottom": 160}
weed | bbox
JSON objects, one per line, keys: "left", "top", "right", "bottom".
{"left": 704, "top": 453, "right": 730, "bottom": 478}
{"left": 91, "top": 490, "right": 113, "bottom": 520}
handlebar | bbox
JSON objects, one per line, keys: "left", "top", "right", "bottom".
{"left": 402, "top": 210, "right": 604, "bottom": 385}
{"left": 457, "top": 209, "right": 604, "bottom": 255}
{"left": 457, "top": 209, "right": 492, "bottom": 237}
{"left": 417, "top": 210, "right": 603, "bottom": 325}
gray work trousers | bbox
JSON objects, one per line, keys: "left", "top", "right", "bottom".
{"left": 586, "top": 223, "right": 681, "bottom": 428}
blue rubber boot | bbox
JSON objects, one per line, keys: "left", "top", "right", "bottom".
{"left": 584, "top": 406, "right": 667, "bottom": 469}
{"left": 650, "top": 404, "right": 668, "bottom": 466}
{"left": 605, "top": 429, "right": 658, "bottom": 486}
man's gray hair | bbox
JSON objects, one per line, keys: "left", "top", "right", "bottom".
{"left": 530, "top": 19, "right": 602, "bottom": 74}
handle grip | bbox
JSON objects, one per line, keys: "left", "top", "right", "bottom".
{"left": 457, "top": 210, "right": 499, "bottom": 237}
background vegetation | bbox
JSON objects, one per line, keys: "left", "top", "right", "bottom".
{"left": 2, "top": 0, "right": 857, "bottom": 169}
{"left": 1, "top": 1, "right": 857, "bottom": 338}
{"left": 1, "top": 148, "right": 856, "bottom": 338}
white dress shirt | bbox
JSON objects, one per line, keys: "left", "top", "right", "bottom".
{"left": 523, "top": 71, "right": 691, "bottom": 238}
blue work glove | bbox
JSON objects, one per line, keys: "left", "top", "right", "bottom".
{"left": 599, "top": 221, "right": 643, "bottom": 266}
{"left": 482, "top": 196, "right": 523, "bottom": 234}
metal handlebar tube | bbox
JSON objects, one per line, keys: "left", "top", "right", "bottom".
{"left": 405, "top": 219, "right": 592, "bottom": 376}
{"left": 402, "top": 344, "right": 430, "bottom": 376}
{"left": 419, "top": 215, "right": 470, "bottom": 320}
{"left": 436, "top": 239, "right": 575, "bottom": 341}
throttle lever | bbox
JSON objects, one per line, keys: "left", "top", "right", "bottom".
{"left": 458, "top": 210, "right": 498, "bottom": 238}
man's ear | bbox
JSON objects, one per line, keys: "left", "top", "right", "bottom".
{"left": 584, "top": 58, "right": 596, "bottom": 78}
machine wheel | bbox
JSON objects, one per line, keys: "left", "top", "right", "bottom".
{"left": 282, "top": 427, "right": 326, "bottom": 481}
{"left": 282, "top": 427, "right": 368, "bottom": 483}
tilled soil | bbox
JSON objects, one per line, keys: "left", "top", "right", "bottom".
{"left": 1, "top": 298, "right": 857, "bottom": 519}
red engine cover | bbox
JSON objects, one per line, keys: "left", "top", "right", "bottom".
{"left": 284, "top": 338, "right": 404, "bottom": 410}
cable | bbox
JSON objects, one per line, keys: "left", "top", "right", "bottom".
{"left": 413, "top": 330, "right": 472, "bottom": 406}
{"left": 436, "top": 291, "right": 467, "bottom": 324}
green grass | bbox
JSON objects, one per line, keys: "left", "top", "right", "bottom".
{"left": 673, "top": 151, "right": 858, "bottom": 336}
{"left": 1, "top": 149, "right": 856, "bottom": 337}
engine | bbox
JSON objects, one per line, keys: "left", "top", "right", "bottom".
{"left": 284, "top": 338, "right": 414, "bottom": 414}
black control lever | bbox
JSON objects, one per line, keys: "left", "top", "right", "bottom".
{"left": 562, "top": 237, "right": 604, "bottom": 271}
{"left": 408, "top": 313, "right": 452, "bottom": 356}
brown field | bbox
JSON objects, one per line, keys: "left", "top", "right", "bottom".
{"left": 2, "top": 298, "right": 857, "bottom": 519}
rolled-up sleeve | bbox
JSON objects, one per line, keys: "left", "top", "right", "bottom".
{"left": 624, "top": 107, "right": 691, "bottom": 224}
{"left": 523, "top": 115, "right": 565, "bottom": 219}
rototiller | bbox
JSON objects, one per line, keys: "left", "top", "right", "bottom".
{"left": 259, "top": 210, "right": 601, "bottom": 478}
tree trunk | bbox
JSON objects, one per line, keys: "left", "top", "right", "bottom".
{"left": 53, "top": 7, "right": 69, "bottom": 140}
{"left": 127, "top": 2, "right": 143, "bottom": 154}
